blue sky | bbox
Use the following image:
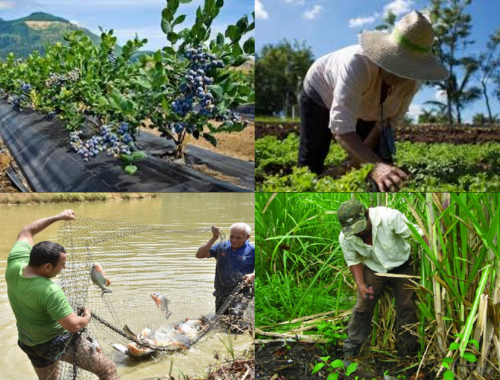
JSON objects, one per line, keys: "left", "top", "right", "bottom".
{"left": 0, "top": 0, "right": 253, "bottom": 52}
{"left": 256, "top": 0, "right": 500, "bottom": 123}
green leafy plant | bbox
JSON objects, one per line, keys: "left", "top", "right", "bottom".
{"left": 0, "top": 0, "right": 254, "bottom": 169}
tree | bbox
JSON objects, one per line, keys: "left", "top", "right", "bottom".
{"left": 475, "top": 29, "right": 500, "bottom": 124}
{"left": 448, "top": 58, "right": 481, "bottom": 124}
{"left": 375, "top": 10, "right": 396, "bottom": 31}
{"left": 256, "top": 40, "right": 314, "bottom": 116}
{"left": 428, "top": 0, "right": 475, "bottom": 125}
{"left": 419, "top": 103, "right": 449, "bottom": 124}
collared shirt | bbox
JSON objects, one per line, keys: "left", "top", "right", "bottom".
{"left": 339, "top": 207, "right": 424, "bottom": 273}
{"left": 5, "top": 241, "right": 74, "bottom": 346}
{"left": 208, "top": 239, "right": 255, "bottom": 296}
{"left": 302, "top": 45, "right": 420, "bottom": 135}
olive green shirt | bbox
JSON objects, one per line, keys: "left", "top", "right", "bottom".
{"left": 5, "top": 241, "right": 73, "bottom": 346}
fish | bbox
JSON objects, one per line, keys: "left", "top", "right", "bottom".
{"left": 90, "top": 262, "right": 112, "bottom": 295}
{"left": 123, "top": 325, "right": 137, "bottom": 339}
{"left": 184, "top": 318, "right": 202, "bottom": 328}
{"left": 176, "top": 323, "right": 199, "bottom": 338}
{"left": 172, "top": 333, "right": 191, "bottom": 350}
{"left": 110, "top": 342, "right": 155, "bottom": 359}
{"left": 150, "top": 292, "right": 172, "bottom": 319}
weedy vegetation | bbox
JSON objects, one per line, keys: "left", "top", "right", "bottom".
{"left": 256, "top": 192, "right": 500, "bottom": 379}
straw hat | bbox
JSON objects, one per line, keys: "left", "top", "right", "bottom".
{"left": 360, "top": 10, "right": 449, "bottom": 81}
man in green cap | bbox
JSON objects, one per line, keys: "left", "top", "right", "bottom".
{"left": 337, "top": 199, "right": 424, "bottom": 360}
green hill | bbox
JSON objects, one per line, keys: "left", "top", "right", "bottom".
{"left": 0, "top": 12, "right": 101, "bottom": 59}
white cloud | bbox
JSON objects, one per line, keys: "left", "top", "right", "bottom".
{"left": 303, "top": 5, "right": 323, "bottom": 20}
{"left": 383, "top": 0, "right": 413, "bottom": 17}
{"left": 0, "top": 1, "right": 14, "bottom": 9}
{"left": 256, "top": 0, "right": 269, "bottom": 19}
{"left": 408, "top": 104, "right": 423, "bottom": 121}
{"left": 349, "top": 15, "right": 377, "bottom": 28}
{"left": 435, "top": 89, "right": 447, "bottom": 103}
{"left": 285, "top": 0, "right": 305, "bottom": 4}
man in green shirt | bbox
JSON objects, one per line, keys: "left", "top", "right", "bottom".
{"left": 6, "top": 210, "right": 119, "bottom": 380}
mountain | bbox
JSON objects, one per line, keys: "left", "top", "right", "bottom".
{"left": 0, "top": 12, "right": 101, "bottom": 59}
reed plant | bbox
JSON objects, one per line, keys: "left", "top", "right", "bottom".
{"left": 256, "top": 192, "right": 500, "bottom": 379}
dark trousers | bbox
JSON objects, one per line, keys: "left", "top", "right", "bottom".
{"left": 297, "top": 89, "right": 390, "bottom": 175}
{"left": 344, "top": 258, "right": 418, "bottom": 356}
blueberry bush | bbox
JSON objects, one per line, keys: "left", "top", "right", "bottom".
{"left": 0, "top": 0, "right": 254, "bottom": 173}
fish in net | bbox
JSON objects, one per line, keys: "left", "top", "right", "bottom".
{"left": 33, "top": 216, "right": 254, "bottom": 380}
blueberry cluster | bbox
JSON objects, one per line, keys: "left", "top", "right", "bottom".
{"left": 70, "top": 124, "right": 134, "bottom": 162}
{"left": 45, "top": 69, "right": 80, "bottom": 88}
{"left": 170, "top": 46, "right": 225, "bottom": 129}
{"left": 9, "top": 94, "right": 27, "bottom": 111}
{"left": 20, "top": 82, "right": 32, "bottom": 94}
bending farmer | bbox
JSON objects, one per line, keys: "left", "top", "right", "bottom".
{"left": 5, "top": 210, "right": 119, "bottom": 380}
{"left": 298, "top": 11, "right": 449, "bottom": 191}
{"left": 337, "top": 199, "right": 425, "bottom": 360}
{"left": 196, "top": 223, "right": 255, "bottom": 331}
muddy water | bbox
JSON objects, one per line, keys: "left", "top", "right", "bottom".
{"left": 0, "top": 193, "right": 255, "bottom": 380}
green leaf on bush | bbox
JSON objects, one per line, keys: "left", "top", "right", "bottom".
{"left": 203, "top": 133, "right": 217, "bottom": 147}
{"left": 468, "top": 339, "right": 480, "bottom": 351}
{"left": 208, "top": 84, "right": 223, "bottom": 101}
{"left": 225, "top": 25, "right": 240, "bottom": 42}
{"left": 449, "top": 342, "right": 460, "bottom": 351}
{"left": 172, "top": 15, "right": 186, "bottom": 27}
{"left": 462, "top": 352, "right": 477, "bottom": 362}
{"left": 243, "top": 37, "right": 254, "bottom": 54}
{"left": 326, "top": 374, "right": 339, "bottom": 380}
{"left": 346, "top": 362, "right": 358, "bottom": 375}
{"left": 330, "top": 359, "right": 345, "bottom": 369}
{"left": 311, "top": 362, "right": 325, "bottom": 374}
{"left": 130, "top": 151, "right": 147, "bottom": 161}
{"left": 124, "top": 165, "right": 138, "bottom": 175}
{"left": 442, "top": 357, "right": 454, "bottom": 365}
{"left": 443, "top": 370, "right": 455, "bottom": 380}
{"left": 161, "top": 19, "right": 172, "bottom": 34}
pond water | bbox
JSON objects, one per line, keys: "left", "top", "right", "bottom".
{"left": 0, "top": 193, "right": 255, "bottom": 380}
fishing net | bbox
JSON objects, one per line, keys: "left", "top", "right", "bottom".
{"left": 34, "top": 216, "right": 254, "bottom": 380}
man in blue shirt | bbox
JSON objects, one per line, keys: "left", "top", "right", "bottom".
{"left": 196, "top": 223, "right": 255, "bottom": 331}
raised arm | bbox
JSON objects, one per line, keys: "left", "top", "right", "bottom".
{"left": 196, "top": 226, "right": 220, "bottom": 258}
{"left": 17, "top": 210, "right": 76, "bottom": 246}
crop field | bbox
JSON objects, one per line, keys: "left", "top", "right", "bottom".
{"left": 256, "top": 120, "right": 500, "bottom": 192}
{"left": 0, "top": 0, "right": 254, "bottom": 189}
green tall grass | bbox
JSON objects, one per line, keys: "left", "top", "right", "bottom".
{"left": 256, "top": 193, "right": 500, "bottom": 378}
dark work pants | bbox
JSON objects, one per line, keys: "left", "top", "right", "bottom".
{"left": 343, "top": 258, "right": 418, "bottom": 356}
{"left": 297, "top": 88, "right": 382, "bottom": 175}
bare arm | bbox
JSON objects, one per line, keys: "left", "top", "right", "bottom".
{"left": 350, "top": 263, "right": 374, "bottom": 300}
{"left": 335, "top": 133, "right": 407, "bottom": 192}
{"left": 17, "top": 210, "right": 76, "bottom": 246}
{"left": 58, "top": 308, "right": 91, "bottom": 333}
{"left": 196, "top": 226, "right": 220, "bottom": 258}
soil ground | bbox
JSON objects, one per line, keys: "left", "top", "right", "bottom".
{"left": 141, "top": 122, "right": 255, "bottom": 163}
{"left": 255, "top": 341, "right": 435, "bottom": 380}
{"left": 256, "top": 122, "right": 500, "bottom": 144}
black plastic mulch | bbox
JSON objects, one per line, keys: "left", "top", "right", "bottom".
{"left": 0, "top": 102, "right": 254, "bottom": 192}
